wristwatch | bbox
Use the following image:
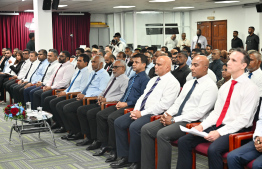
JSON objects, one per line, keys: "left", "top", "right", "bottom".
{"left": 171, "top": 117, "right": 175, "bottom": 123}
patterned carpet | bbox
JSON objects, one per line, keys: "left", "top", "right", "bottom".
{"left": 0, "top": 98, "right": 208, "bottom": 169}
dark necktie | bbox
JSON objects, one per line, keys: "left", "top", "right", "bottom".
{"left": 24, "top": 63, "right": 33, "bottom": 79}
{"left": 127, "top": 67, "right": 132, "bottom": 76}
{"left": 248, "top": 72, "right": 253, "bottom": 79}
{"left": 216, "top": 80, "right": 238, "bottom": 127}
{"left": 66, "top": 70, "right": 81, "bottom": 92}
{"left": 51, "top": 64, "right": 63, "bottom": 86}
{"left": 176, "top": 80, "right": 198, "bottom": 116}
{"left": 29, "top": 62, "right": 42, "bottom": 82}
{"left": 122, "top": 74, "right": 138, "bottom": 102}
{"left": 82, "top": 73, "right": 97, "bottom": 95}
{"left": 103, "top": 77, "right": 116, "bottom": 97}
{"left": 41, "top": 63, "right": 51, "bottom": 82}
{"left": 140, "top": 77, "right": 161, "bottom": 111}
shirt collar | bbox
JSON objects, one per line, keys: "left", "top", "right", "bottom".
{"left": 158, "top": 71, "right": 172, "bottom": 80}
{"left": 196, "top": 74, "right": 209, "bottom": 84}
{"left": 231, "top": 73, "right": 247, "bottom": 83}
{"left": 50, "top": 60, "right": 58, "bottom": 65}
{"left": 79, "top": 66, "right": 88, "bottom": 72}
{"left": 250, "top": 68, "right": 261, "bottom": 76}
{"left": 178, "top": 64, "right": 189, "bottom": 71}
{"left": 136, "top": 70, "right": 146, "bottom": 77}
{"left": 95, "top": 68, "right": 105, "bottom": 75}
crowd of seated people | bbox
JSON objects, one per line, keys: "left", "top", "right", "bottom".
{"left": 0, "top": 30, "right": 262, "bottom": 169}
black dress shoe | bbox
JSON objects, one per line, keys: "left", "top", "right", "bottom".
{"left": 93, "top": 146, "right": 111, "bottom": 156}
{"left": 61, "top": 133, "right": 73, "bottom": 140}
{"left": 105, "top": 150, "right": 117, "bottom": 163}
{"left": 54, "top": 127, "right": 66, "bottom": 133}
{"left": 129, "top": 162, "right": 140, "bottom": 169}
{"left": 67, "top": 132, "right": 84, "bottom": 140}
{"left": 86, "top": 140, "right": 102, "bottom": 150}
{"left": 76, "top": 138, "right": 93, "bottom": 146}
{"left": 110, "top": 157, "right": 130, "bottom": 168}
{"left": 51, "top": 123, "right": 60, "bottom": 129}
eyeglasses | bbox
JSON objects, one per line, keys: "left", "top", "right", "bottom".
{"left": 112, "top": 66, "right": 124, "bottom": 69}
{"left": 221, "top": 69, "right": 227, "bottom": 72}
{"left": 172, "top": 52, "right": 178, "bottom": 55}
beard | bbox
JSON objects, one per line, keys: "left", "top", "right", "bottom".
{"left": 127, "top": 61, "right": 133, "bottom": 67}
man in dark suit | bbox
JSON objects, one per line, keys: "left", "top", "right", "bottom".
{"left": 104, "top": 52, "right": 115, "bottom": 76}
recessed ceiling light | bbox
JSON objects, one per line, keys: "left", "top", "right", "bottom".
{"left": 58, "top": 5, "right": 68, "bottom": 7}
{"left": 173, "top": 7, "right": 194, "bottom": 9}
{"left": 215, "top": 1, "right": 239, "bottom": 3}
{"left": 113, "top": 6, "right": 136, "bottom": 8}
{"left": 24, "top": 9, "right": 34, "bottom": 12}
{"left": 149, "top": 0, "right": 175, "bottom": 2}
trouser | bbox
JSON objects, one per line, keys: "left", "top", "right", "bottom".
{"left": 13, "top": 83, "right": 27, "bottom": 104}
{"left": 33, "top": 89, "right": 52, "bottom": 109}
{"left": 48, "top": 96, "right": 66, "bottom": 127}
{"left": 0, "top": 75, "right": 10, "bottom": 100}
{"left": 3, "top": 79, "right": 15, "bottom": 99}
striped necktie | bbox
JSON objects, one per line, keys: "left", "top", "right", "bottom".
{"left": 29, "top": 62, "right": 42, "bottom": 82}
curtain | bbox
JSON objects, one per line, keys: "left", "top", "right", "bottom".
{"left": 0, "top": 12, "right": 34, "bottom": 51}
{"left": 52, "top": 12, "right": 91, "bottom": 55}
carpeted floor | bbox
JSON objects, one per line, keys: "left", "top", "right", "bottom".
{"left": 0, "top": 98, "right": 208, "bottom": 169}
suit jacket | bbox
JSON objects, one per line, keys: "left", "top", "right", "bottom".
{"left": 9, "top": 61, "right": 25, "bottom": 75}
{"left": 104, "top": 63, "right": 113, "bottom": 76}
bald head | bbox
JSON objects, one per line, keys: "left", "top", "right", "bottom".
{"left": 155, "top": 56, "right": 172, "bottom": 76}
{"left": 190, "top": 55, "right": 209, "bottom": 78}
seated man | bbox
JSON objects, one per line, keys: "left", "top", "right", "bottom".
{"left": 148, "top": 51, "right": 166, "bottom": 79}
{"left": 176, "top": 48, "right": 260, "bottom": 169}
{"left": 104, "top": 52, "right": 115, "bottom": 76}
{"left": 209, "top": 49, "right": 223, "bottom": 81}
{"left": 112, "top": 56, "right": 181, "bottom": 168}
{"left": 141, "top": 55, "right": 218, "bottom": 169}
{"left": 91, "top": 54, "right": 150, "bottom": 163}
{"left": 76, "top": 60, "right": 128, "bottom": 146}
{"left": 227, "top": 104, "right": 262, "bottom": 169}
{"left": 57, "top": 55, "right": 110, "bottom": 140}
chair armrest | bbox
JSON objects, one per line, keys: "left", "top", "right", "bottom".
{"left": 66, "top": 92, "right": 81, "bottom": 99}
{"left": 124, "top": 108, "right": 134, "bottom": 114}
{"left": 52, "top": 89, "right": 65, "bottom": 95}
{"left": 186, "top": 122, "right": 201, "bottom": 129}
{"left": 234, "top": 132, "right": 254, "bottom": 150}
{"left": 228, "top": 131, "right": 253, "bottom": 151}
{"left": 100, "top": 102, "right": 117, "bottom": 110}
{"left": 83, "top": 97, "right": 98, "bottom": 105}
{"left": 150, "top": 115, "right": 161, "bottom": 122}
{"left": 15, "top": 79, "right": 20, "bottom": 83}
{"left": 9, "top": 77, "right": 12, "bottom": 80}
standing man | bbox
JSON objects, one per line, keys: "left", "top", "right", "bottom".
{"left": 177, "top": 33, "right": 191, "bottom": 51}
{"left": 232, "top": 31, "right": 244, "bottom": 49}
{"left": 164, "top": 34, "right": 178, "bottom": 50}
{"left": 191, "top": 29, "right": 208, "bottom": 50}
{"left": 177, "top": 48, "right": 260, "bottom": 169}
{"left": 246, "top": 26, "right": 260, "bottom": 51}
{"left": 113, "top": 56, "right": 180, "bottom": 169}
{"left": 112, "top": 34, "right": 124, "bottom": 57}
{"left": 26, "top": 33, "right": 35, "bottom": 51}
{"left": 209, "top": 49, "right": 223, "bottom": 81}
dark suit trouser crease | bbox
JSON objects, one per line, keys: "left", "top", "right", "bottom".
{"left": 48, "top": 96, "right": 66, "bottom": 127}
{"left": 13, "top": 83, "right": 27, "bottom": 104}
{"left": 141, "top": 120, "right": 187, "bottom": 169}
{"left": 3, "top": 79, "right": 15, "bottom": 99}
{"left": 115, "top": 112, "right": 152, "bottom": 163}
{"left": 77, "top": 104, "right": 100, "bottom": 140}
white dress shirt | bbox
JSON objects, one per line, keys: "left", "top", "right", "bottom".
{"left": 46, "top": 61, "right": 75, "bottom": 89}
{"left": 186, "top": 68, "right": 216, "bottom": 83}
{"left": 167, "top": 74, "right": 218, "bottom": 122}
{"left": 112, "top": 41, "right": 124, "bottom": 57}
{"left": 71, "top": 57, "right": 78, "bottom": 69}
{"left": 201, "top": 74, "right": 260, "bottom": 136}
{"left": 164, "top": 37, "right": 178, "bottom": 50}
{"left": 17, "top": 59, "right": 31, "bottom": 79}
{"left": 207, "top": 54, "right": 213, "bottom": 63}
{"left": 247, "top": 68, "right": 262, "bottom": 97}
{"left": 177, "top": 38, "right": 191, "bottom": 51}
{"left": 134, "top": 72, "right": 180, "bottom": 116}
{"left": 145, "top": 62, "right": 155, "bottom": 75}
{"left": 253, "top": 103, "right": 262, "bottom": 140}
{"left": 23, "top": 59, "right": 41, "bottom": 82}
{"left": 42, "top": 60, "right": 60, "bottom": 85}
{"left": 191, "top": 35, "right": 208, "bottom": 50}
{"left": 2, "top": 56, "right": 16, "bottom": 73}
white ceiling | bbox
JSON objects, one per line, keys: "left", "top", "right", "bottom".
{"left": 0, "top": 0, "right": 259, "bottom": 14}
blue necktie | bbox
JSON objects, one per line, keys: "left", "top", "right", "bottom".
{"left": 140, "top": 77, "right": 161, "bottom": 111}
{"left": 29, "top": 62, "right": 42, "bottom": 82}
{"left": 122, "top": 74, "right": 138, "bottom": 102}
{"left": 176, "top": 80, "right": 198, "bottom": 116}
{"left": 67, "top": 70, "right": 81, "bottom": 92}
{"left": 82, "top": 73, "right": 97, "bottom": 95}
{"left": 248, "top": 72, "right": 253, "bottom": 79}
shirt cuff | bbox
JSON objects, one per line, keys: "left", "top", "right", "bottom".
{"left": 217, "top": 126, "right": 228, "bottom": 136}
{"left": 200, "top": 121, "right": 210, "bottom": 131}
{"left": 140, "top": 110, "right": 148, "bottom": 116}
{"left": 173, "top": 116, "right": 183, "bottom": 123}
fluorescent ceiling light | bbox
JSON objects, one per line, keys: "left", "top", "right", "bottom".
{"left": 173, "top": 7, "right": 194, "bottom": 9}
{"left": 137, "top": 11, "right": 161, "bottom": 13}
{"left": 0, "top": 13, "right": 19, "bottom": 15}
{"left": 215, "top": 1, "right": 239, "bottom": 3}
{"left": 58, "top": 5, "right": 68, "bottom": 7}
{"left": 59, "top": 13, "right": 84, "bottom": 15}
{"left": 149, "top": 0, "right": 175, "bottom": 2}
{"left": 24, "top": 9, "right": 34, "bottom": 12}
{"left": 113, "top": 6, "right": 135, "bottom": 8}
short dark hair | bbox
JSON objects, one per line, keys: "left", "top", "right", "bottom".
{"left": 92, "top": 44, "right": 98, "bottom": 49}
{"left": 118, "top": 52, "right": 126, "bottom": 59}
{"left": 85, "top": 50, "right": 92, "bottom": 58}
{"left": 144, "top": 51, "right": 153, "bottom": 58}
{"left": 183, "top": 46, "right": 191, "bottom": 53}
{"left": 38, "top": 49, "right": 47, "bottom": 57}
{"left": 233, "top": 48, "right": 250, "bottom": 67}
{"left": 109, "top": 54, "right": 115, "bottom": 60}
{"left": 29, "top": 33, "right": 34, "bottom": 39}
{"left": 23, "top": 49, "right": 30, "bottom": 53}
{"left": 223, "top": 63, "right": 227, "bottom": 67}
{"left": 132, "top": 53, "right": 148, "bottom": 67}
{"left": 5, "top": 48, "right": 11, "bottom": 52}
{"left": 106, "top": 45, "right": 113, "bottom": 50}
{"left": 148, "top": 47, "right": 157, "bottom": 54}
{"left": 125, "top": 47, "right": 132, "bottom": 51}
{"left": 192, "top": 48, "right": 201, "bottom": 54}
{"left": 99, "top": 46, "right": 104, "bottom": 50}
{"left": 79, "top": 54, "right": 90, "bottom": 63}
{"left": 206, "top": 45, "right": 213, "bottom": 50}
{"left": 135, "top": 48, "right": 141, "bottom": 53}
{"left": 249, "top": 26, "right": 255, "bottom": 31}
{"left": 161, "top": 46, "right": 168, "bottom": 52}
{"left": 179, "top": 51, "right": 188, "bottom": 59}
{"left": 197, "top": 43, "right": 202, "bottom": 48}
{"left": 197, "top": 29, "right": 202, "bottom": 33}
{"left": 75, "top": 48, "right": 84, "bottom": 54}
{"left": 49, "top": 49, "right": 58, "bottom": 56}
{"left": 30, "top": 51, "right": 38, "bottom": 56}
{"left": 174, "top": 47, "right": 180, "bottom": 52}
{"left": 165, "top": 51, "right": 172, "bottom": 58}
{"left": 61, "top": 50, "right": 71, "bottom": 58}
{"left": 98, "top": 49, "right": 105, "bottom": 56}
{"left": 233, "top": 31, "right": 238, "bottom": 34}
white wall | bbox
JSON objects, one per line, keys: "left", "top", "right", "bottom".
{"left": 190, "top": 5, "right": 260, "bottom": 50}
{"left": 90, "top": 14, "right": 106, "bottom": 22}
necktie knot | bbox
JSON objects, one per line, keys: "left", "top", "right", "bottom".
{"left": 248, "top": 72, "right": 253, "bottom": 79}
{"left": 231, "top": 80, "right": 237, "bottom": 86}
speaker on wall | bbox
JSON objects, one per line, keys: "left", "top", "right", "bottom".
{"left": 256, "top": 4, "right": 262, "bottom": 12}
{"left": 52, "top": 0, "right": 60, "bottom": 10}
{"left": 42, "top": 0, "right": 51, "bottom": 10}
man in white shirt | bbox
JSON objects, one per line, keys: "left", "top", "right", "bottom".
{"left": 141, "top": 55, "right": 218, "bottom": 169}
{"left": 0, "top": 48, "right": 16, "bottom": 73}
{"left": 113, "top": 56, "right": 181, "bottom": 169}
{"left": 144, "top": 51, "right": 155, "bottom": 75}
{"left": 191, "top": 29, "right": 208, "bottom": 50}
{"left": 177, "top": 48, "right": 260, "bottom": 169}
{"left": 164, "top": 34, "right": 178, "bottom": 50}
{"left": 246, "top": 50, "right": 262, "bottom": 96}
{"left": 71, "top": 48, "right": 84, "bottom": 70}
{"left": 112, "top": 34, "right": 124, "bottom": 57}
{"left": 177, "top": 33, "right": 191, "bottom": 51}
{"left": 206, "top": 45, "right": 213, "bottom": 63}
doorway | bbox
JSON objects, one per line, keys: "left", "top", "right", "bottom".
{"left": 197, "top": 20, "right": 227, "bottom": 51}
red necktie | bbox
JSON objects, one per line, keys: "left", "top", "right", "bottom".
{"left": 216, "top": 80, "right": 238, "bottom": 127}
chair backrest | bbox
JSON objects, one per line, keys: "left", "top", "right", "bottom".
{"left": 252, "top": 97, "right": 262, "bottom": 131}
